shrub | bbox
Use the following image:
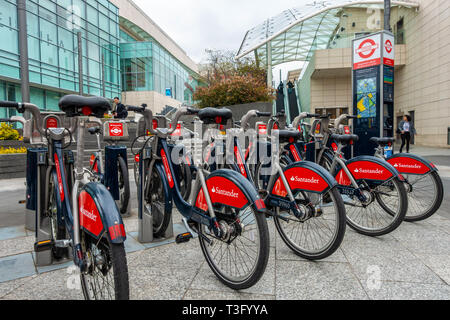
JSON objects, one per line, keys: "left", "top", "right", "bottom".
{"left": 0, "top": 123, "right": 21, "bottom": 141}
{"left": 193, "top": 74, "right": 274, "bottom": 109}
{"left": 0, "top": 147, "right": 27, "bottom": 154}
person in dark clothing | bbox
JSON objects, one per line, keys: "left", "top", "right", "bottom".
{"left": 113, "top": 97, "right": 128, "bottom": 119}
{"left": 398, "top": 115, "right": 416, "bottom": 153}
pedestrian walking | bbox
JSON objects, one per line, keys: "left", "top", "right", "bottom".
{"left": 398, "top": 115, "right": 416, "bottom": 153}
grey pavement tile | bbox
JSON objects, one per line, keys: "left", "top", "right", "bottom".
{"left": 128, "top": 247, "right": 202, "bottom": 300}
{"left": 0, "top": 253, "right": 36, "bottom": 283}
{"left": 1, "top": 267, "right": 83, "bottom": 300}
{"left": 275, "top": 260, "right": 369, "bottom": 300}
{"left": 341, "top": 229, "right": 406, "bottom": 253}
{"left": 124, "top": 233, "right": 146, "bottom": 254}
{"left": 275, "top": 233, "right": 348, "bottom": 263}
{"left": 343, "top": 243, "right": 445, "bottom": 285}
{"left": 413, "top": 253, "right": 450, "bottom": 285}
{"left": 183, "top": 289, "right": 275, "bottom": 300}
{"left": 366, "top": 281, "right": 450, "bottom": 300}
{"left": 0, "top": 276, "right": 35, "bottom": 299}
{"left": 128, "top": 241, "right": 205, "bottom": 278}
{"left": 0, "top": 226, "right": 27, "bottom": 241}
{"left": 424, "top": 215, "right": 450, "bottom": 234}
{"left": 0, "top": 236, "right": 34, "bottom": 258}
{"left": 389, "top": 221, "right": 450, "bottom": 255}
{"left": 123, "top": 217, "right": 139, "bottom": 233}
{"left": 189, "top": 248, "right": 276, "bottom": 295}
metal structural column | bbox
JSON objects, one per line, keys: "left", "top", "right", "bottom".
{"left": 17, "top": 0, "right": 30, "bottom": 103}
{"left": 266, "top": 41, "right": 275, "bottom": 114}
{"left": 77, "top": 32, "right": 84, "bottom": 96}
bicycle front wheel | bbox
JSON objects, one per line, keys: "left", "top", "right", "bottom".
{"left": 274, "top": 187, "right": 346, "bottom": 260}
{"left": 198, "top": 205, "right": 270, "bottom": 290}
{"left": 80, "top": 233, "right": 129, "bottom": 300}
{"left": 345, "top": 177, "right": 407, "bottom": 236}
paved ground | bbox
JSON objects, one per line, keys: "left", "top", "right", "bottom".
{"left": 0, "top": 145, "right": 449, "bottom": 300}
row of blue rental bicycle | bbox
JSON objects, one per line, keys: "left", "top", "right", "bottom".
{"left": 0, "top": 95, "right": 443, "bottom": 300}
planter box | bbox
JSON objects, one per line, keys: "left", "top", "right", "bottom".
{"left": 0, "top": 140, "right": 27, "bottom": 148}
{"left": 0, "top": 153, "right": 27, "bottom": 179}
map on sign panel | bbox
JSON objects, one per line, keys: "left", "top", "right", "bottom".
{"left": 356, "top": 77, "right": 377, "bottom": 118}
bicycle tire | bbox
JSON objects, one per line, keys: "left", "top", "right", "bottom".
{"left": 404, "top": 171, "right": 444, "bottom": 222}
{"left": 274, "top": 187, "right": 347, "bottom": 260}
{"left": 80, "top": 233, "right": 129, "bottom": 300}
{"left": 117, "top": 156, "right": 130, "bottom": 215}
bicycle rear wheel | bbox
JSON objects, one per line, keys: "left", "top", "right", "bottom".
{"left": 198, "top": 205, "right": 270, "bottom": 290}
{"left": 80, "top": 232, "right": 129, "bottom": 300}
{"left": 117, "top": 157, "right": 130, "bottom": 214}
{"left": 398, "top": 171, "right": 443, "bottom": 222}
{"left": 146, "top": 167, "right": 172, "bottom": 238}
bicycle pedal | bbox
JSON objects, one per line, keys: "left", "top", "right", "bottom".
{"left": 176, "top": 232, "right": 193, "bottom": 244}
{"left": 54, "top": 240, "right": 71, "bottom": 248}
{"left": 34, "top": 239, "right": 53, "bottom": 253}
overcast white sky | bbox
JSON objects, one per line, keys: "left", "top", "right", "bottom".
{"left": 132, "top": 0, "right": 309, "bottom": 81}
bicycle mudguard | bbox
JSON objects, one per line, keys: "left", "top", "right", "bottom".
{"left": 386, "top": 153, "right": 437, "bottom": 175}
{"left": 271, "top": 161, "right": 337, "bottom": 196}
{"left": 195, "top": 169, "right": 266, "bottom": 213}
{"left": 79, "top": 182, "right": 126, "bottom": 244}
{"left": 335, "top": 156, "right": 401, "bottom": 186}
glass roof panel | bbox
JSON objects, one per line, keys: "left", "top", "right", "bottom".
{"left": 237, "top": 0, "right": 419, "bottom": 66}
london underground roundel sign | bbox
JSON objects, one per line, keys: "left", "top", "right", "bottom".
{"left": 357, "top": 39, "right": 378, "bottom": 59}
{"left": 353, "top": 34, "right": 382, "bottom": 70}
{"left": 385, "top": 39, "right": 393, "bottom": 54}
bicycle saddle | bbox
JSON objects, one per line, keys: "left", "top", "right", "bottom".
{"left": 370, "top": 137, "right": 395, "bottom": 146}
{"left": 275, "top": 130, "right": 303, "bottom": 143}
{"left": 59, "top": 95, "right": 111, "bottom": 118}
{"left": 331, "top": 134, "right": 359, "bottom": 145}
{"left": 198, "top": 108, "right": 233, "bottom": 125}
{"left": 88, "top": 127, "right": 101, "bottom": 135}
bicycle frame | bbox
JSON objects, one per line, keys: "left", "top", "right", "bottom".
{"left": 140, "top": 132, "right": 266, "bottom": 238}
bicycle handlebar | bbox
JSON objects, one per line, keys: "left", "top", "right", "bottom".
{"left": 130, "top": 104, "right": 200, "bottom": 137}
{"left": 335, "top": 114, "right": 358, "bottom": 129}
{"left": 0, "top": 101, "right": 78, "bottom": 139}
{"left": 240, "top": 110, "right": 273, "bottom": 131}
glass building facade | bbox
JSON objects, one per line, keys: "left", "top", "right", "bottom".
{"left": 119, "top": 29, "right": 199, "bottom": 104}
{"left": 0, "top": 0, "right": 121, "bottom": 118}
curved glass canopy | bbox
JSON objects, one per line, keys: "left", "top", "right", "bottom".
{"left": 236, "top": 0, "right": 419, "bottom": 66}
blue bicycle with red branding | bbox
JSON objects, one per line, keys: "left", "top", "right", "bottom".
{"left": 0, "top": 96, "right": 129, "bottom": 300}
{"left": 201, "top": 109, "right": 347, "bottom": 261}
{"left": 291, "top": 112, "right": 409, "bottom": 236}
{"left": 333, "top": 114, "right": 444, "bottom": 222}
{"left": 129, "top": 105, "right": 270, "bottom": 290}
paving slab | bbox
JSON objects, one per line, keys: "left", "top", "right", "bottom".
{"left": 1, "top": 267, "right": 83, "bottom": 300}
{"left": 366, "top": 281, "right": 450, "bottom": 300}
{"left": 0, "top": 226, "right": 27, "bottom": 241}
{"left": 0, "top": 236, "right": 35, "bottom": 259}
{"left": 0, "top": 253, "right": 36, "bottom": 283}
{"left": 183, "top": 289, "right": 275, "bottom": 300}
{"left": 124, "top": 233, "right": 146, "bottom": 254}
{"left": 275, "top": 260, "right": 369, "bottom": 300}
{"left": 0, "top": 275, "right": 35, "bottom": 299}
